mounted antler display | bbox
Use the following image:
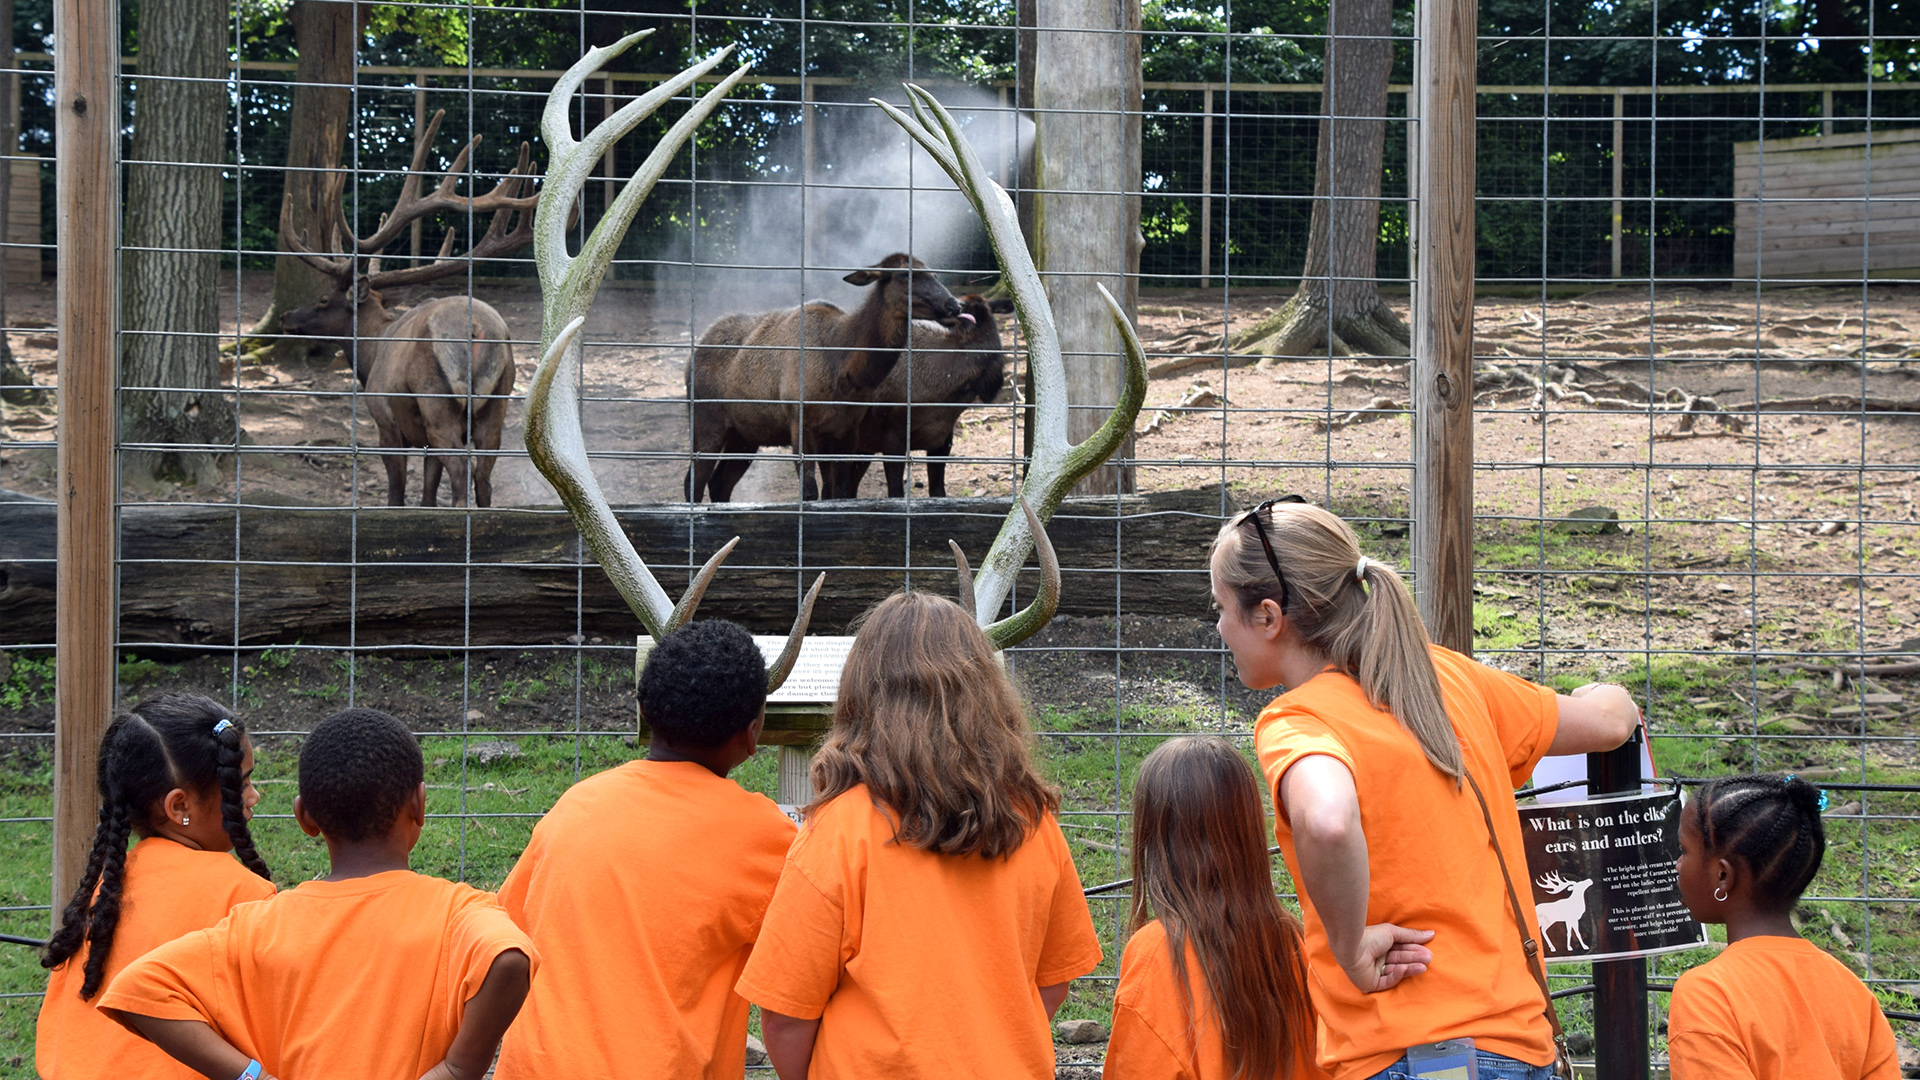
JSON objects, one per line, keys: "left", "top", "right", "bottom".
{"left": 873, "top": 85, "right": 1148, "bottom": 649}
{"left": 522, "top": 33, "right": 824, "bottom": 692}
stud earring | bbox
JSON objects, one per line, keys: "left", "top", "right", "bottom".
{"left": 181, "top": 815, "right": 190, "bottom": 827}
{"left": 1713, "top": 884, "right": 1727, "bottom": 902}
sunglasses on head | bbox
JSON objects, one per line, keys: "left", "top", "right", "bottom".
{"left": 1237, "top": 495, "right": 1307, "bottom": 612}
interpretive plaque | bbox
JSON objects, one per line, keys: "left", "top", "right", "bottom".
{"left": 1516, "top": 789, "right": 1709, "bottom": 962}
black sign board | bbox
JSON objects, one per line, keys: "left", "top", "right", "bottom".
{"left": 1516, "top": 790, "right": 1709, "bottom": 962}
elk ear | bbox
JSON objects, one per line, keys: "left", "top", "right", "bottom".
{"left": 843, "top": 268, "right": 883, "bottom": 287}
{"left": 987, "top": 298, "right": 1014, "bottom": 314}
{"left": 353, "top": 279, "right": 374, "bottom": 304}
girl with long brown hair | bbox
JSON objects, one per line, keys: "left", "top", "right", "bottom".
{"left": 737, "top": 592, "right": 1103, "bottom": 1080}
{"left": 1106, "top": 736, "right": 1325, "bottom": 1080}
{"left": 1211, "top": 501, "right": 1642, "bottom": 1080}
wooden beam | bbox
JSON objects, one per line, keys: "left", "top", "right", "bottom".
{"left": 51, "top": 0, "right": 119, "bottom": 923}
{"left": 0, "top": 489, "right": 1230, "bottom": 647}
{"left": 1410, "top": 0, "right": 1476, "bottom": 654}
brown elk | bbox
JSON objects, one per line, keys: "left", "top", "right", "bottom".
{"left": 831, "top": 293, "right": 1013, "bottom": 498}
{"left": 683, "top": 253, "right": 966, "bottom": 503}
{"left": 280, "top": 110, "right": 542, "bottom": 508}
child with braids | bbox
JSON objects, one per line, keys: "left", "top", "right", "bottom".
{"left": 1669, "top": 774, "right": 1897, "bottom": 1080}
{"left": 1105, "top": 736, "right": 1327, "bottom": 1080}
{"left": 737, "top": 592, "right": 1103, "bottom": 1080}
{"left": 494, "top": 620, "right": 796, "bottom": 1080}
{"left": 36, "top": 694, "right": 274, "bottom": 1080}
{"left": 98, "top": 707, "right": 538, "bottom": 1080}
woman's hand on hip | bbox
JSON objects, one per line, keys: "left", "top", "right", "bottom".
{"left": 1339, "top": 922, "right": 1434, "bottom": 993}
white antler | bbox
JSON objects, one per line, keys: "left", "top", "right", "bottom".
{"left": 1535, "top": 871, "right": 1572, "bottom": 893}
{"left": 873, "top": 84, "right": 1147, "bottom": 648}
{"left": 525, "top": 35, "right": 823, "bottom": 691}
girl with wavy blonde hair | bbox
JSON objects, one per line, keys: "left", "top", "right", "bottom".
{"left": 737, "top": 592, "right": 1102, "bottom": 1080}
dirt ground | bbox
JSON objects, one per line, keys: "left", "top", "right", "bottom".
{"left": 4, "top": 273, "right": 1920, "bottom": 670}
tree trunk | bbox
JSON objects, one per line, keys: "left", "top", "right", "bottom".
{"left": 250, "top": 0, "right": 354, "bottom": 358}
{"left": 0, "top": 0, "right": 25, "bottom": 406}
{"left": 120, "top": 0, "right": 231, "bottom": 487}
{"left": 1234, "top": 0, "right": 1409, "bottom": 361}
{"left": 1030, "top": 0, "right": 1141, "bottom": 495}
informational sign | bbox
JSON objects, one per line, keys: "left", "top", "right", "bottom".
{"left": 758, "top": 636, "right": 855, "bottom": 704}
{"left": 1517, "top": 789, "right": 1709, "bottom": 962}
{"left": 637, "top": 634, "right": 854, "bottom": 705}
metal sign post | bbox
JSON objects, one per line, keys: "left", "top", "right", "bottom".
{"left": 1588, "top": 729, "right": 1650, "bottom": 1080}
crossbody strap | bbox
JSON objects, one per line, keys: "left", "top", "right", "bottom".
{"left": 1464, "top": 770, "right": 1566, "bottom": 1042}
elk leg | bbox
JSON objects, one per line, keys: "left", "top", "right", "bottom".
{"left": 417, "top": 394, "right": 472, "bottom": 507}
{"left": 791, "top": 421, "right": 819, "bottom": 501}
{"left": 384, "top": 452, "right": 411, "bottom": 506}
{"left": 471, "top": 391, "right": 507, "bottom": 510}
{"left": 925, "top": 437, "right": 954, "bottom": 498}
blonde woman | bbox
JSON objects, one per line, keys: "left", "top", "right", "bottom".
{"left": 1210, "top": 501, "right": 1639, "bottom": 1080}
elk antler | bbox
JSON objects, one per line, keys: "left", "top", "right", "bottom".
{"left": 874, "top": 84, "right": 1148, "bottom": 649}
{"left": 1535, "top": 871, "right": 1572, "bottom": 893}
{"left": 279, "top": 109, "right": 545, "bottom": 293}
{"left": 524, "top": 35, "right": 824, "bottom": 692}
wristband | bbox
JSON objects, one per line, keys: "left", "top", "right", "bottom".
{"left": 235, "top": 1060, "right": 262, "bottom": 1080}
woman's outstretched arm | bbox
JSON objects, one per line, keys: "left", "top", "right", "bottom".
{"left": 1280, "top": 754, "right": 1434, "bottom": 994}
{"left": 1548, "top": 683, "right": 1641, "bottom": 756}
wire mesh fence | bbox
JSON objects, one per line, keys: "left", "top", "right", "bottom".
{"left": 0, "top": 0, "right": 1918, "bottom": 1070}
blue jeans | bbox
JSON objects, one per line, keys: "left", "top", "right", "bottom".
{"left": 1363, "top": 1050, "right": 1558, "bottom": 1080}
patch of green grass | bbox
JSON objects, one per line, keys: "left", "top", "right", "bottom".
{"left": 0, "top": 653, "right": 54, "bottom": 712}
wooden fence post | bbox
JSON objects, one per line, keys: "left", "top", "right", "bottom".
{"left": 1612, "top": 89, "right": 1624, "bottom": 279}
{"left": 52, "top": 0, "right": 120, "bottom": 921}
{"left": 1410, "top": 0, "right": 1477, "bottom": 654}
{"left": 1199, "top": 85, "right": 1212, "bottom": 288}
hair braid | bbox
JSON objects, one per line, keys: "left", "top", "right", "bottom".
{"left": 213, "top": 723, "right": 271, "bottom": 881}
{"left": 42, "top": 799, "right": 120, "bottom": 972}
{"left": 75, "top": 800, "right": 135, "bottom": 998}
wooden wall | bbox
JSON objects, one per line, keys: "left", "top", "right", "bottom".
{"left": 1733, "top": 129, "right": 1920, "bottom": 278}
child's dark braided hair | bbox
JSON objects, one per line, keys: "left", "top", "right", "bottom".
{"left": 41, "top": 693, "right": 270, "bottom": 998}
{"left": 1691, "top": 773, "right": 1827, "bottom": 911}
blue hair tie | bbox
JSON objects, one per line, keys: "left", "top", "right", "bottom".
{"left": 1784, "top": 773, "right": 1830, "bottom": 812}
{"left": 212, "top": 718, "right": 234, "bottom": 736}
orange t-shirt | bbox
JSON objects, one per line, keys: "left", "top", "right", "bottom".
{"left": 1254, "top": 645, "right": 1561, "bottom": 1080}
{"left": 1106, "top": 919, "right": 1331, "bottom": 1080}
{"left": 36, "top": 837, "right": 275, "bottom": 1080}
{"left": 494, "top": 759, "right": 796, "bottom": 1080}
{"left": 1668, "top": 936, "right": 1897, "bottom": 1080}
{"left": 735, "top": 784, "right": 1103, "bottom": 1080}
{"left": 97, "top": 869, "right": 537, "bottom": 1080}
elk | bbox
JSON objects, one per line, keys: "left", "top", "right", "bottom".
{"left": 832, "top": 292, "right": 1013, "bottom": 499}
{"left": 684, "top": 254, "right": 967, "bottom": 503}
{"left": 1533, "top": 871, "right": 1595, "bottom": 953}
{"left": 279, "top": 110, "right": 541, "bottom": 508}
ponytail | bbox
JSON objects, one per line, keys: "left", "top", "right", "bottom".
{"left": 41, "top": 694, "right": 271, "bottom": 998}
{"left": 1212, "top": 504, "right": 1464, "bottom": 781}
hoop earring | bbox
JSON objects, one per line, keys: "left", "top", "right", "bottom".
{"left": 1713, "top": 884, "right": 1727, "bottom": 902}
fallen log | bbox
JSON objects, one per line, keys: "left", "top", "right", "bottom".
{"left": 0, "top": 487, "right": 1228, "bottom": 648}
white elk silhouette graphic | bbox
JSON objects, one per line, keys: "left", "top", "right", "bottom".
{"left": 1533, "top": 871, "right": 1596, "bottom": 953}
